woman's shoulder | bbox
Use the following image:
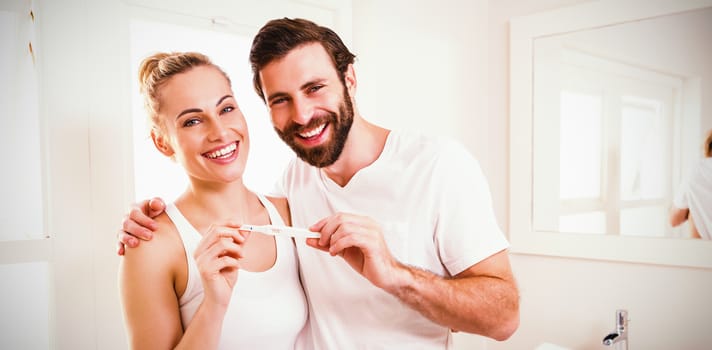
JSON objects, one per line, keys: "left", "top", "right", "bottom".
{"left": 123, "top": 212, "right": 184, "bottom": 265}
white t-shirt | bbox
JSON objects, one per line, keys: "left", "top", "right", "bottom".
{"left": 673, "top": 157, "right": 712, "bottom": 239}
{"left": 166, "top": 194, "right": 309, "bottom": 350}
{"left": 275, "top": 130, "right": 509, "bottom": 349}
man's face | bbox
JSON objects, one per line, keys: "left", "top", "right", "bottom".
{"left": 258, "top": 43, "right": 354, "bottom": 168}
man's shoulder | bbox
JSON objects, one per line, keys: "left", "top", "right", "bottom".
{"left": 389, "top": 129, "right": 464, "bottom": 155}
{"left": 283, "top": 156, "right": 318, "bottom": 176}
{"left": 278, "top": 156, "right": 321, "bottom": 194}
{"left": 390, "top": 130, "right": 473, "bottom": 165}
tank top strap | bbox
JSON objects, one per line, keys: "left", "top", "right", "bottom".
{"left": 165, "top": 203, "right": 199, "bottom": 239}
{"left": 255, "top": 193, "right": 285, "bottom": 226}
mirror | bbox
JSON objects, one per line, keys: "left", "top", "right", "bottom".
{"left": 510, "top": 0, "right": 712, "bottom": 268}
{"left": 532, "top": 7, "right": 712, "bottom": 239}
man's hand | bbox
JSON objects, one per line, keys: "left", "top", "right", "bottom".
{"left": 307, "top": 213, "right": 520, "bottom": 340}
{"left": 116, "top": 197, "right": 166, "bottom": 256}
{"left": 307, "top": 213, "right": 405, "bottom": 291}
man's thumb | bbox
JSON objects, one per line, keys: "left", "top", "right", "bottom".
{"left": 148, "top": 197, "right": 166, "bottom": 217}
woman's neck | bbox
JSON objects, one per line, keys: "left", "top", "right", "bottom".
{"left": 174, "top": 180, "right": 258, "bottom": 233}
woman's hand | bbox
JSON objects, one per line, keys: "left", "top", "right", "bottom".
{"left": 193, "top": 224, "right": 251, "bottom": 310}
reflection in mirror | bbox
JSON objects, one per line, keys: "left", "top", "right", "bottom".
{"left": 532, "top": 7, "right": 712, "bottom": 239}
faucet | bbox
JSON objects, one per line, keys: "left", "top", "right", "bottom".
{"left": 602, "top": 309, "right": 628, "bottom": 350}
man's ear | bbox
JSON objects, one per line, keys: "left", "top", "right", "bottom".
{"left": 344, "top": 63, "right": 357, "bottom": 94}
{"left": 151, "top": 128, "right": 174, "bottom": 157}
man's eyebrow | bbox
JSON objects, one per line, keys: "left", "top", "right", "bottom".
{"left": 176, "top": 95, "right": 234, "bottom": 119}
{"left": 266, "top": 91, "right": 288, "bottom": 103}
{"left": 265, "top": 79, "right": 326, "bottom": 102}
{"left": 300, "top": 78, "right": 326, "bottom": 91}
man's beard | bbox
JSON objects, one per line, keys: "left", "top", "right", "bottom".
{"left": 275, "top": 87, "right": 354, "bottom": 168}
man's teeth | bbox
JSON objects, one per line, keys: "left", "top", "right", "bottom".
{"left": 205, "top": 142, "right": 236, "bottom": 159}
{"left": 299, "top": 123, "right": 325, "bottom": 138}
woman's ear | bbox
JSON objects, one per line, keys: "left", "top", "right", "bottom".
{"left": 151, "top": 127, "right": 174, "bottom": 157}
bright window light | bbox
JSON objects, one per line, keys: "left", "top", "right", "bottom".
{"left": 620, "top": 98, "right": 666, "bottom": 200}
{"left": 559, "top": 90, "right": 602, "bottom": 200}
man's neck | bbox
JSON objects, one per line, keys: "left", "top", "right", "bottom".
{"left": 321, "top": 116, "right": 390, "bottom": 187}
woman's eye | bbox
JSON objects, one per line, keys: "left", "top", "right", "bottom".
{"left": 221, "top": 106, "right": 234, "bottom": 114}
{"left": 182, "top": 118, "right": 199, "bottom": 127}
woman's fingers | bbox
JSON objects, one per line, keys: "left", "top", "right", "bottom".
{"left": 195, "top": 224, "right": 247, "bottom": 256}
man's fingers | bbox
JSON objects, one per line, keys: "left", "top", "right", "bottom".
{"left": 127, "top": 207, "right": 158, "bottom": 234}
{"left": 117, "top": 230, "right": 140, "bottom": 247}
{"left": 122, "top": 218, "right": 153, "bottom": 241}
{"left": 147, "top": 197, "right": 166, "bottom": 218}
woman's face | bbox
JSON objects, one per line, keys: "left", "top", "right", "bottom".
{"left": 153, "top": 65, "right": 250, "bottom": 186}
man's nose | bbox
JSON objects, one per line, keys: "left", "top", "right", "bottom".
{"left": 291, "top": 96, "right": 313, "bottom": 125}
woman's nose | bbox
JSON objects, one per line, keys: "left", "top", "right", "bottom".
{"left": 207, "top": 118, "right": 229, "bottom": 141}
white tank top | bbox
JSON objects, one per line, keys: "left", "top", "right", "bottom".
{"left": 165, "top": 194, "right": 308, "bottom": 349}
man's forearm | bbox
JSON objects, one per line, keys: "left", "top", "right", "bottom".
{"left": 386, "top": 263, "right": 519, "bottom": 341}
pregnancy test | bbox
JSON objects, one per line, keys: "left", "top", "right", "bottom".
{"left": 239, "top": 224, "right": 321, "bottom": 239}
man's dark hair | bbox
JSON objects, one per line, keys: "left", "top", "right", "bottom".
{"left": 249, "top": 17, "right": 356, "bottom": 101}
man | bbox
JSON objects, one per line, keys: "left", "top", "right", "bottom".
{"left": 670, "top": 129, "right": 712, "bottom": 239}
{"left": 119, "top": 17, "right": 519, "bottom": 348}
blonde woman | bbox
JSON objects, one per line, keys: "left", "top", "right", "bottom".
{"left": 118, "top": 52, "right": 308, "bottom": 349}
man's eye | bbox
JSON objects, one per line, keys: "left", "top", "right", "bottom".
{"left": 308, "top": 85, "right": 323, "bottom": 93}
{"left": 271, "top": 97, "right": 287, "bottom": 106}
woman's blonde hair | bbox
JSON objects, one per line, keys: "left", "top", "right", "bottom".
{"left": 138, "top": 52, "right": 230, "bottom": 130}
{"left": 705, "top": 128, "right": 712, "bottom": 158}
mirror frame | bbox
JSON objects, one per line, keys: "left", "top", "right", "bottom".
{"left": 509, "top": 0, "right": 712, "bottom": 268}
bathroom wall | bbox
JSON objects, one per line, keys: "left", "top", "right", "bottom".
{"left": 352, "top": 1, "right": 712, "bottom": 349}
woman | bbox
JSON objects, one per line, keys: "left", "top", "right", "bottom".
{"left": 118, "top": 52, "right": 308, "bottom": 349}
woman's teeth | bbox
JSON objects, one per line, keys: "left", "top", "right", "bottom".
{"left": 205, "top": 142, "right": 237, "bottom": 159}
{"left": 299, "top": 123, "right": 325, "bottom": 138}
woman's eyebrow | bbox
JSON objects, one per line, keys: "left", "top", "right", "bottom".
{"left": 175, "top": 95, "right": 234, "bottom": 119}
{"left": 216, "top": 94, "right": 234, "bottom": 106}
{"left": 176, "top": 108, "right": 202, "bottom": 120}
